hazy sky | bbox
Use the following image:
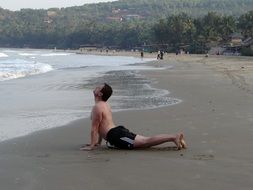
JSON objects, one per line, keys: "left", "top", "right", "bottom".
{"left": 0, "top": 0, "right": 118, "bottom": 11}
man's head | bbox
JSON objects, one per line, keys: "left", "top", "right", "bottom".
{"left": 94, "top": 83, "right": 113, "bottom": 102}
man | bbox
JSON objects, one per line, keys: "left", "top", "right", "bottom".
{"left": 81, "top": 83, "right": 186, "bottom": 151}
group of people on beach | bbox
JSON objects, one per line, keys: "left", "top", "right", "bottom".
{"left": 140, "top": 50, "right": 164, "bottom": 60}
{"left": 157, "top": 50, "right": 164, "bottom": 60}
{"left": 81, "top": 83, "right": 186, "bottom": 151}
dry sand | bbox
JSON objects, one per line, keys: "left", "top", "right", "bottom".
{"left": 0, "top": 53, "right": 253, "bottom": 190}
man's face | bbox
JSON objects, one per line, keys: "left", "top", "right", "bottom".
{"left": 93, "top": 84, "right": 104, "bottom": 97}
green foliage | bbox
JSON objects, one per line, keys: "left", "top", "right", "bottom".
{"left": 153, "top": 13, "right": 196, "bottom": 49}
{"left": 152, "top": 12, "right": 239, "bottom": 53}
{"left": 111, "top": 0, "right": 253, "bottom": 18}
{"left": 241, "top": 47, "right": 253, "bottom": 56}
{"left": 194, "top": 12, "right": 236, "bottom": 42}
{"left": 238, "top": 11, "right": 253, "bottom": 37}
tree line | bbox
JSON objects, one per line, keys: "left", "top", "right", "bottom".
{"left": 0, "top": 10, "right": 252, "bottom": 54}
{"left": 153, "top": 11, "right": 253, "bottom": 53}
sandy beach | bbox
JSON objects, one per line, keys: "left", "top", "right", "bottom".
{"left": 0, "top": 53, "right": 253, "bottom": 190}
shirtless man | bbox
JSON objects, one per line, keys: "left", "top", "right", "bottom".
{"left": 81, "top": 83, "right": 186, "bottom": 151}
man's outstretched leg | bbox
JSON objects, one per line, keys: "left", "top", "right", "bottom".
{"left": 133, "top": 133, "right": 186, "bottom": 150}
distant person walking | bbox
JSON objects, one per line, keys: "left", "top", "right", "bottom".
{"left": 141, "top": 50, "right": 144, "bottom": 58}
{"left": 157, "top": 50, "right": 164, "bottom": 60}
{"left": 160, "top": 51, "right": 164, "bottom": 59}
{"left": 157, "top": 50, "right": 161, "bottom": 59}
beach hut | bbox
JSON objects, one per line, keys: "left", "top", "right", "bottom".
{"left": 228, "top": 33, "right": 244, "bottom": 46}
{"left": 79, "top": 45, "right": 103, "bottom": 52}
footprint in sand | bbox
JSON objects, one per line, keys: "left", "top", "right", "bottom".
{"left": 86, "top": 156, "right": 110, "bottom": 163}
{"left": 36, "top": 153, "right": 50, "bottom": 158}
{"left": 193, "top": 154, "right": 214, "bottom": 160}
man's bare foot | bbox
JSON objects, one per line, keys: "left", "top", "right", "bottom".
{"left": 180, "top": 134, "right": 187, "bottom": 149}
{"left": 175, "top": 133, "right": 187, "bottom": 150}
{"left": 175, "top": 134, "right": 183, "bottom": 150}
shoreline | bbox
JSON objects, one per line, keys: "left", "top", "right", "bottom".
{"left": 1, "top": 53, "right": 253, "bottom": 189}
{"left": 0, "top": 51, "right": 162, "bottom": 143}
{"left": 0, "top": 60, "right": 180, "bottom": 143}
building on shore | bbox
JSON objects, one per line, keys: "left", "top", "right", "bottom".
{"left": 79, "top": 45, "right": 121, "bottom": 53}
{"left": 79, "top": 45, "right": 103, "bottom": 52}
{"left": 209, "top": 33, "right": 253, "bottom": 56}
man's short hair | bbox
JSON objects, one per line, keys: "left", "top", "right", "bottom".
{"left": 100, "top": 83, "right": 113, "bottom": 102}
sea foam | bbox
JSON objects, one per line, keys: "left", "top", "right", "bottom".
{"left": 0, "top": 52, "right": 8, "bottom": 57}
{"left": 0, "top": 59, "right": 53, "bottom": 81}
{"left": 41, "top": 53, "right": 72, "bottom": 57}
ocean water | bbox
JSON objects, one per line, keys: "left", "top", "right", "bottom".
{"left": 0, "top": 48, "right": 181, "bottom": 142}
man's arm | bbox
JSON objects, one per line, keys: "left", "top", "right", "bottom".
{"left": 80, "top": 105, "right": 102, "bottom": 151}
{"left": 97, "top": 135, "right": 103, "bottom": 145}
{"left": 89, "top": 105, "right": 102, "bottom": 149}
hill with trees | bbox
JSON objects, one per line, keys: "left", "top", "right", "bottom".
{"left": 0, "top": 0, "right": 252, "bottom": 53}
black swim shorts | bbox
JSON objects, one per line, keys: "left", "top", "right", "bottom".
{"left": 106, "top": 126, "right": 137, "bottom": 149}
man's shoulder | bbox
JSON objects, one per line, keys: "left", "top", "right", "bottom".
{"left": 94, "top": 101, "right": 107, "bottom": 110}
{"left": 93, "top": 102, "right": 109, "bottom": 116}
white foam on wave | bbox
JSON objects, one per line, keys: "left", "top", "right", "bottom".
{"left": 41, "top": 53, "right": 72, "bottom": 57}
{"left": 0, "top": 59, "right": 53, "bottom": 81}
{"left": 19, "top": 53, "right": 38, "bottom": 56}
{"left": 2, "top": 49, "right": 20, "bottom": 53}
{"left": 0, "top": 52, "right": 8, "bottom": 58}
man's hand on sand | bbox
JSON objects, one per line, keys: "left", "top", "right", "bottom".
{"left": 80, "top": 143, "right": 100, "bottom": 151}
{"left": 80, "top": 145, "right": 93, "bottom": 151}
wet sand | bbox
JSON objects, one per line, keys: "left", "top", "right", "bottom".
{"left": 0, "top": 54, "right": 253, "bottom": 190}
